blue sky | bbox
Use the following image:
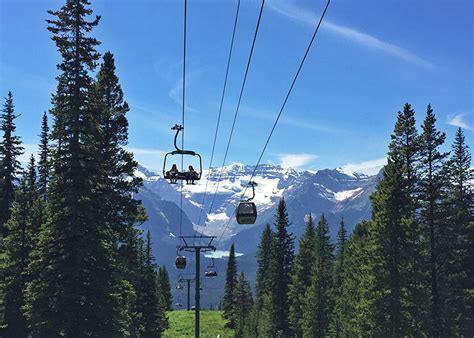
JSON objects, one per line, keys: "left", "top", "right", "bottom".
{"left": 0, "top": 0, "right": 472, "bottom": 174}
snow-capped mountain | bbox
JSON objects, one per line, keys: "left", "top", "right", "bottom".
{"left": 135, "top": 163, "right": 381, "bottom": 307}
{"left": 136, "top": 163, "right": 380, "bottom": 256}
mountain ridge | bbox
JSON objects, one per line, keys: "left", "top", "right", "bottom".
{"left": 135, "top": 163, "right": 381, "bottom": 307}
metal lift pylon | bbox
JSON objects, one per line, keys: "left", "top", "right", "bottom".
{"left": 179, "top": 235, "right": 216, "bottom": 338}
{"left": 178, "top": 274, "right": 195, "bottom": 311}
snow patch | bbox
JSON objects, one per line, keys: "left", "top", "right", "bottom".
{"left": 159, "top": 211, "right": 169, "bottom": 223}
{"left": 336, "top": 167, "right": 357, "bottom": 178}
{"left": 134, "top": 169, "right": 147, "bottom": 180}
{"left": 333, "top": 188, "right": 363, "bottom": 201}
{"left": 206, "top": 213, "right": 230, "bottom": 223}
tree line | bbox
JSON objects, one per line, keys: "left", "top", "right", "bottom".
{"left": 222, "top": 103, "right": 472, "bottom": 337}
{"left": 0, "top": 0, "right": 171, "bottom": 337}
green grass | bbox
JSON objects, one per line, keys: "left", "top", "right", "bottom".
{"left": 164, "top": 310, "right": 234, "bottom": 338}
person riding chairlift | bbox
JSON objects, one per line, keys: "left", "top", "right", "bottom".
{"left": 186, "top": 165, "right": 199, "bottom": 184}
{"left": 166, "top": 164, "right": 179, "bottom": 183}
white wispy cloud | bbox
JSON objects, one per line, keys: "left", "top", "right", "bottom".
{"left": 267, "top": 0, "right": 434, "bottom": 69}
{"left": 244, "top": 107, "right": 343, "bottom": 133}
{"left": 278, "top": 153, "right": 318, "bottom": 169}
{"left": 447, "top": 113, "right": 473, "bottom": 130}
{"left": 168, "top": 77, "right": 199, "bottom": 113}
{"left": 341, "top": 157, "right": 386, "bottom": 176}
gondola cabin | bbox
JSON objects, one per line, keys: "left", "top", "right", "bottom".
{"left": 236, "top": 201, "right": 257, "bottom": 224}
{"left": 175, "top": 256, "right": 186, "bottom": 269}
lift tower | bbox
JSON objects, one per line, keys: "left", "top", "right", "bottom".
{"left": 178, "top": 274, "right": 195, "bottom": 311}
{"left": 179, "top": 235, "right": 216, "bottom": 338}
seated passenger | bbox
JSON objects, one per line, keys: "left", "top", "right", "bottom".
{"left": 166, "top": 164, "right": 179, "bottom": 183}
{"left": 186, "top": 165, "right": 199, "bottom": 184}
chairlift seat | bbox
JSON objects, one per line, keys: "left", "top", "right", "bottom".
{"left": 205, "top": 270, "right": 218, "bottom": 278}
{"left": 163, "top": 124, "right": 203, "bottom": 184}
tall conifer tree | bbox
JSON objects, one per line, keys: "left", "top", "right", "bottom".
{"left": 37, "top": 112, "right": 49, "bottom": 200}
{"left": 268, "top": 198, "right": 294, "bottom": 336}
{"left": 444, "top": 128, "right": 473, "bottom": 334}
{"left": 234, "top": 272, "right": 253, "bottom": 338}
{"left": 157, "top": 266, "right": 172, "bottom": 312}
{"left": 0, "top": 91, "right": 23, "bottom": 237}
{"left": 340, "top": 221, "right": 376, "bottom": 336}
{"left": 24, "top": 1, "right": 130, "bottom": 335}
{"left": 302, "top": 214, "right": 334, "bottom": 337}
{"left": 288, "top": 213, "right": 315, "bottom": 337}
{"left": 139, "top": 231, "right": 167, "bottom": 337}
{"left": 93, "top": 51, "right": 144, "bottom": 242}
{"left": 222, "top": 243, "right": 238, "bottom": 328}
{"left": 369, "top": 104, "right": 427, "bottom": 335}
{"left": 329, "top": 218, "right": 349, "bottom": 336}
{"left": 254, "top": 224, "right": 273, "bottom": 336}
{"left": 1, "top": 157, "right": 38, "bottom": 337}
{"left": 255, "top": 224, "right": 272, "bottom": 310}
{"left": 418, "top": 105, "right": 449, "bottom": 335}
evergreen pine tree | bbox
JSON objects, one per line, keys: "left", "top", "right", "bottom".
{"left": 93, "top": 51, "right": 144, "bottom": 242}
{"left": 0, "top": 157, "right": 38, "bottom": 337}
{"left": 157, "top": 266, "right": 173, "bottom": 311}
{"left": 340, "top": 221, "right": 376, "bottom": 336}
{"left": 24, "top": 1, "right": 131, "bottom": 335}
{"left": 254, "top": 224, "right": 273, "bottom": 336}
{"left": 234, "top": 272, "right": 254, "bottom": 338}
{"left": 288, "top": 213, "right": 316, "bottom": 337}
{"left": 222, "top": 243, "right": 238, "bottom": 328}
{"left": 329, "top": 218, "right": 348, "bottom": 337}
{"left": 368, "top": 104, "right": 427, "bottom": 335}
{"left": 418, "top": 105, "right": 449, "bottom": 335}
{"left": 0, "top": 91, "right": 24, "bottom": 237}
{"left": 302, "top": 214, "right": 334, "bottom": 337}
{"left": 93, "top": 51, "right": 151, "bottom": 334}
{"left": 139, "top": 231, "right": 167, "bottom": 337}
{"left": 443, "top": 128, "right": 473, "bottom": 334}
{"left": 37, "top": 112, "right": 49, "bottom": 200}
{"left": 268, "top": 198, "right": 294, "bottom": 336}
{"left": 255, "top": 224, "right": 272, "bottom": 310}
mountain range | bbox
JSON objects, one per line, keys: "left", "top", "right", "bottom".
{"left": 135, "top": 164, "right": 382, "bottom": 308}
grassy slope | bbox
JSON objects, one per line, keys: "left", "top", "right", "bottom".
{"left": 164, "top": 310, "right": 234, "bottom": 338}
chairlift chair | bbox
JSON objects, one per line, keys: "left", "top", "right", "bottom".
{"left": 204, "top": 258, "right": 218, "bottom": 278}
{"left": 163, "top": 124, "right": 202, "bottom": 184}
{"left": 205, "top": 270, "right": 218, "bottom": 278}
{"left": 236, "top": 181, "right": 258, "bottom": 224}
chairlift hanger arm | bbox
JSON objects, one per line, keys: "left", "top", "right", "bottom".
{"left": 244, "top": 181, "right": 257, "bottom": 202}
{"left": 172, "top": 124, "right": 184, "bottom": 153}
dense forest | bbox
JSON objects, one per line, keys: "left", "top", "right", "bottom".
{"left": 0, "top": 0, "right": 472, "bottom": 337}
{"left": 221, "top": 104, "right": 473, "bottom": 337}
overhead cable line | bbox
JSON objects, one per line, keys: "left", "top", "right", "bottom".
{"left": 195, "top": 0, "right": 242, "bottom": 232}
{"left": 179, "top": 0, "right": 187, "bottom": 242}
{"left": 205, "top": 0, "right": 265, "bottom": 220}
{"left": 217, "top": 0, "right": 332, "bottom": 243}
